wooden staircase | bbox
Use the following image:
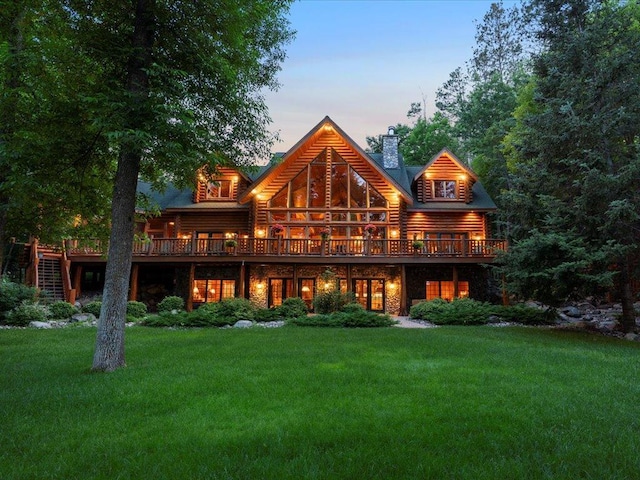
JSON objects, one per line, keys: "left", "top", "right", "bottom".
{"left": 37, "top": 255, "right": 65, "bottom": 301}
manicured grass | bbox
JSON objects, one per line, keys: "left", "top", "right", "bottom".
{"left": 1, "top": 326, "right": 639, "bottom": 479}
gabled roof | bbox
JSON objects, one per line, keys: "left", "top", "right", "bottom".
{"left": 412, "top": 148, "right": 478, "bottom": 183}
{"left": 238, "top": 116, "right": 413, "bottom": 205}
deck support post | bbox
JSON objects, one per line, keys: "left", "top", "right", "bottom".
{"left": 400, "top": 264, "right": 407, "bottom": 316}
{"left": 129, "top": 264, "right": 139, "bottom": 301}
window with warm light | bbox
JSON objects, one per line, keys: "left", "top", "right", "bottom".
{"left": 193, "top": 279, "right": 236, "bottom": 303}
{"left": 205, "top": 180, "right": 232, "bottom": 200}
{"left": 266, "top": 149, "right": 389, "bottom": 238}
{"left": 433, "top": 180, "right": 457, "bottom": 199}
{"left": 425, "top": 281, "right": 469, "bottom": 301}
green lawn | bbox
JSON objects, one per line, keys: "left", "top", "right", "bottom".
{"left": 1, "top": 326, "right": 639, "bottom": 479}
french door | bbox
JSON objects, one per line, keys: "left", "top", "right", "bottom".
{"left": 352, "top": 279, "right": 385, "bottom": 312}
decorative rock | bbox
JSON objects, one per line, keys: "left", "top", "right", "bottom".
{"left": 70, "top": 313, "right": 96, "bottom": 323}
{"left": 29, "top": 321, "right": 52, "bottom": 329}
{"left": 562, "top": 306, "right": 582, "bottom": 318}
{"left": 233, "top": 320, "right": 253, "bottom": 328}
{"left": 624, "top": 333, "right": 639, "bottom": 342}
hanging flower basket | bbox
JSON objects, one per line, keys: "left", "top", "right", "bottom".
{"left": 412, "top": 240, "right": 424, "bottom": 250}
{"left": 224, "top": 239, "right": 238, "bottom": 248}
{"left": 320, "top": 227, "right": 331, "bottom": 240}
{"left": 364, "top": 223, "right": 377, "bottom": 235}
{"left": 271, "top": 224, "right": 285, "bottom": 235}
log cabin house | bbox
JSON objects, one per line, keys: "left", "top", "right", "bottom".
{"left": 49, "top": 117, "right": 506, "bottom": 314}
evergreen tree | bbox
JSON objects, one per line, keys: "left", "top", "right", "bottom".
{"left": 503, "top": 0, "right": 640, "bottom": 331}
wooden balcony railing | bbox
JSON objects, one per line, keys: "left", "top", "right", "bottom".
{"left": 65, "top": 237, "right": 507, "bottom": 259}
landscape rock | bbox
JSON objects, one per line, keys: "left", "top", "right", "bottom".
{"left": 561, "top": 306, "right": 582, "bottom": 318}
{"left": 233, "top": 320, "right": 253, "bottom": 328}
{"left": 624, "top": 333, "right": 639, "bottom": 342}
{"left": 70, "top": 313, "right": 96, "bottom": 323}
{"left": 30, "top": 321, "right": 52, "bottom": 329}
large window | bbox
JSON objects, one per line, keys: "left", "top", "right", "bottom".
{"left": 425, "top": 281, "right": 469, "bottom": 302}
{"left": 193, "top": 279, "right": 236, "bottom": 303}
{"left": 268, "top": 278, "right": 294, "bottom": 308}
{"left": 433, "top": 180, "right": 457, "bottom": 199}
{"left": 267, "top": 149, "right": 388, "bottom": 238}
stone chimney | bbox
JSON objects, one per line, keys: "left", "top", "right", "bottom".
{"left": 382, "top": 126, "right": 399, "bottom": 169}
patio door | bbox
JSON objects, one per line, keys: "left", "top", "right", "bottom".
{"left": 352, "top": 279, "right": 385, "bottom": 312}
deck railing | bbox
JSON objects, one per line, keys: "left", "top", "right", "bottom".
{"left": 66, "top": 237, "right": 507, "bottom": 259}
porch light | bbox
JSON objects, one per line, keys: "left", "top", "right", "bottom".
{"left": 256, "top": 229, "right": 266, "bottom": 238}
{"left": 389, "top": 282, "right": 396, "bottom": 290}
{"left": 323, "top": 282, "right": 330, "bottom": 291}
{"left": 460, "top": 174, "right": 468, "bottom": 181}
{"left": 390, "top": 230, "right": 398, "bottom": 238}
{"left": 256, "top": 282, "right": 264, "bottom": 290}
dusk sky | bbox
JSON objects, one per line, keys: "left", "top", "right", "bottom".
{"left": 264, "top": 0, "right": 519, "bottom": 152}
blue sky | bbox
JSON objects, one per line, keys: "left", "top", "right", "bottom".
{"left": 265, "top": 0, "right": 519, "bottom": 151}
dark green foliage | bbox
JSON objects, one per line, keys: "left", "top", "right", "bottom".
{"left": 0, "top": 280, "right": 38, "bottom": 322}
{"left": 410, "top": 298, "right": 556, "bottom": 326}
{"left": 188, "top": 303, "right": 234, "bottom": 327}
{"left": 5, "top": 302, "right": 49, "bottom": 326}
{"left": 157, "top": 296, "right": 185, "bottom": 313}
{"left": 254, "top": 308, "right": 282, "bottom": 323}
{"left": 212, "top": 298, "right": 256, "bottom": 323}
{"left": 82, "top": 301, "right": 102, "bottom": 318}
{"left": 48, "top": 301, "right": 79, "bottom": 320}
{"left": 277, "top": 297, "right": 308, "bottom": 319}
{"left": 139, "top": 312, "right": 189, "bottom": 328}
{"left": 126, "top": 301, "right": 147, "bottom": 319}
{"left": 312, "top": 290, "right": 355, "bottom": 314}
{"left": 290, "top": 310, "right": 396, "bottom": 328}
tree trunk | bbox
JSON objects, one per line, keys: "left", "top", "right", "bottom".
{"left": 618, "top": 260, "right": 637, "bottom": 334}
{"left": 92, "top": 0, "right": 155, "bottom": 372}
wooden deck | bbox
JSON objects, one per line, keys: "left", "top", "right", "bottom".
{"left": 66, "top": 237, "right": 506, "bottom": 264}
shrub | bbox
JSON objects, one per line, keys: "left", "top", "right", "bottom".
{"left": 410, "top": 298, "right": 495, "bottom": 325}
{"left": 187, "top": 303, "right": 232, "bottom": 327}
{"left": 494, "top": 304, "right": 557, "bottom": 325}
{"left": 214, "top": 298, "right": 256, "bottom": 323}
{"left": 5, "top": 301, "right": 49, "bottom": 326}
{"left": 312, "top": 290, "right": 355, "bottom": 314}
{"left": 126, "top": 301, "right": 148, "bottom": 319}
{"left": 49, "top": 301, "right": 79, "bottom": 320}
{"left": 290, "top": 310, "right": 396, "bottom": 328}
{"left": 83, "top": 301, "right": 102, "bottom": 318}
{"left": 157, "top": 296, "right": 185, "bottom": 313}
{"left": 140, "top": 311, "right": 189, "bottom": 328}
{"left": 340, "top": 302, "right": 365, "bottom": 314}
{"left": 0, "top": 280, "right": 38, "bottom": 322}
{"left": 276, "top": 297, "right": 308, "bottom": 319}
{"left": 254, "top": 308, "right": 282, "bottom": 323}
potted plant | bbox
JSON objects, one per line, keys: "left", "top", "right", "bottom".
{"left": 224, "top": 239, "right": 238, "bottom": 248}
{"left": 320, "top": 227, "right": 331, "bottom": 241}
{"left": 412, "top": 240, "right": 424, "bottom": 251}
{"left": 364, "top": 223, "right": 376, "bottom": 236}
{"left": 271, "top": 224, "right": 285, "bottom": 236}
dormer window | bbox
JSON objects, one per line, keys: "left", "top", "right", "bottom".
{"left": 433, "top": 180, "right": 457, "bottom": 199}
{"left": 205, "top": 180, "right": 232, "bottom": 199}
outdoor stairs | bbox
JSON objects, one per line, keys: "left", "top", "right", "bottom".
{"left": 37, "top": 255, "right": 65, "bottom": 301}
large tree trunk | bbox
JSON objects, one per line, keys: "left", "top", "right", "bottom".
{"left": 92, "top": 0, "right": 155, "bottom": 372}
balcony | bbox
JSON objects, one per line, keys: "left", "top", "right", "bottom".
{"left": 66, "top": 237, "right": 506, "bottom": 263}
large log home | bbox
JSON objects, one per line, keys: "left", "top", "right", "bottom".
{"left": 62, "top": 116, "right": 505, "bottom": 314}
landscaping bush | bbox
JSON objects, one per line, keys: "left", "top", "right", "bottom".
{"left": 157, "top": 295, "right": 185, "bottom": 313}
{"left": 0, "top": 280, "right": 38, "bottom": 322}
{"left": 276, "top": 297, "right": 308, "bottom": 319}
{"left": 213, "top": 298, "right": 256, "bottom": 323}
{"left": 494, "top": 304, "right": 557, "bottom": 325}
{"left": 83, "top": 301, "right": 102, "bottom": 318}
{"left": 410, "top": 298, "right": 558, "bottom": 326}
{"left": 49, "top": 301, "right": 79, "bottom": 320}
{"left": 187, "top": 303, "right": 232, "bottom": 327}
{"left": 5, "top": 301, "right": 49, "bottom": 326}
{"left": 410, "top": 298, "right": 495, "bottom": 325}
{"left": 126, "top": 301, "right": 148, "bottom": 319}
{"left": 139, "top": 311, "right": 189, "bottom": 328}
{"left": 290, "top": 310, "right": 396, "bottom": 328}
{"left": 254, "top": 308, "right": 283, "bottom": 323}
{"left": 312, "top": 290, "right": 355, "bottom": 314}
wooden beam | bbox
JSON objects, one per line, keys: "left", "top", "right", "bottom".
{"left": 186, "top": 263, "right": 195, "bottom": 311}
{"left": 129, "top": 264, "right": 139, "bottom": 301}
{"left": 400, "top": 264, "right": 407, "bottom": 316}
